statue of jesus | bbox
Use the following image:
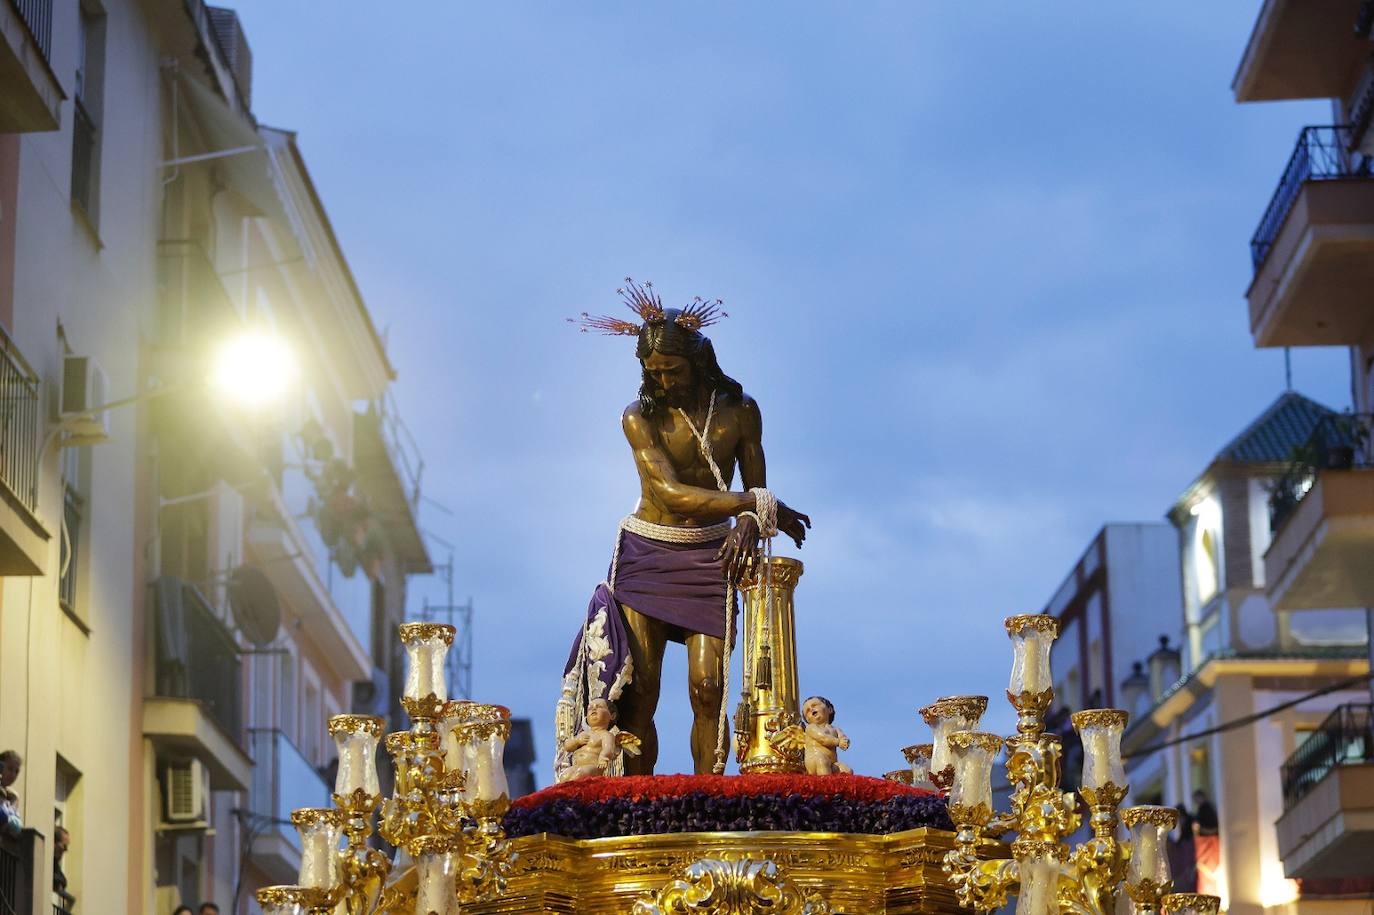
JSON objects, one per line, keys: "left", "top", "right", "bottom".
{"left": 557, "top": 280, "right": 810, "bottom": 777}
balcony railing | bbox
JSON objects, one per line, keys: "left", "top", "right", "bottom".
{"left": 1280, "top": 703, "right": 1374, "bottom": 809}
{"left": 1251, "top": 126, "right": 1368, "bottom": 271}
{"left": 374, "top": 391, "right": 423, "bottom": 509}
{"left": 1, "top": 829, "right": 38, "bottom": 915}
{"left": 14, "top": 0, "right": 54, "bottom": 62}
{"left": 153, "top": 577, "right": 243, "bottom": 737}
{"left": 247, "top": 728, "right": 331, "bottom": 852}
{"left": 1268, "top": 413, "right": 1373, "bottom": 532}
{"left": 0, "top": 324, "right": 41, "bottom": 513}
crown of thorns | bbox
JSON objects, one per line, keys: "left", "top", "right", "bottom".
{"left": 570, "top": 278, "right": 728, "bottom": 336}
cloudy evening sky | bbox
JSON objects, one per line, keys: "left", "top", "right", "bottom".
{"left": 228, "top": 1, "right": 1348, "bottom": 779}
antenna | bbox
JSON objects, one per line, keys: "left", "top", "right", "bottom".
{"left": 1284, "top": 347, "right": 1293, "bottom": 392}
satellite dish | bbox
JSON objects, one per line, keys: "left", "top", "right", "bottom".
{"left": 229, "top": 566, "right": 281, "bottom": 648}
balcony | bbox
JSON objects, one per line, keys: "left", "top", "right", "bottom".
{"left": 145, "top": 577, "right": 252, "bottom": 790}
{"left": 1276, "top": 703, "right": 1374, "bottom": 878}
{"left": 1233, "top": 0, "right": 1370, "bottom": 103}
{"left": 0, "top": 829, "right": 42, "bottom": 915}
{"left": 1246, "top": 126, "right": 1374, "bottom": 348}
{"left": 0, "top": 324, "right": 49, "bottom": 575}
{"left": 1265, "top": 414, "right": 1374, "bottom": 611}
{"left": 246, "top": 466, "right": 371, "bottom": 681}
{"left": 0, "top": 0, "right": 62, "bottom": 132}
{"left": 353, "top": 393, "right": 431, "bottom": 574}
{"left": 246, "top": 728, "right": 331, "bottom": 882}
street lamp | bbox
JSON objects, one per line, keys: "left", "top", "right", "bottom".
{"left": 209, "top": 330, "right": 298, "bottom": 409}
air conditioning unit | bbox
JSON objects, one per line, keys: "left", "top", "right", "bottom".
{"left": 60, "top": 355, "right": 110, "bottom": 444}
{"left": 164, "top": 759, "right": 206, "bottom": 823}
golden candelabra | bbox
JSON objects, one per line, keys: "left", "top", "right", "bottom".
{"left": 255, "top": 622, "right": 517, "bottom": 915}
{"left": 734, "top": 556, "right": 807, "bottom": 773}
{"left": 932, "top": 614, "right": 1221, "bottom": 915}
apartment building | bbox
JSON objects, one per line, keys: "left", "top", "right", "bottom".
{"left": 0, "top": 3, "right": 430, "bottom": 913}
{"left": 1230, "top": 0, "right": 1374, "bottom": 888}
{"left": 1120, "top": 393, "right": 1369, "bottom": 915}
{"left": 1040, "top": 523, "right": 1182, "bottom": 727}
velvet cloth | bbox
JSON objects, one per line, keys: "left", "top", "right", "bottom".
{"left": 563, "top": 527, "right": 733, "bottom": 712}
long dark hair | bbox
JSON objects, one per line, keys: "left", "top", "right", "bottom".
{"left": 636, "top": 310, "right": 744, "bottom": 419}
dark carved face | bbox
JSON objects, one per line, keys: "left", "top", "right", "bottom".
{"left": 641, "top": 351, "right": 696, "bottom": 407}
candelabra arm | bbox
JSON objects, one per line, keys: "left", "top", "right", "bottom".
{"left": 331, "top": 790, "right": 391, "bottom": 915}
{"left": 457, "top": 798, "right": 519, "bottom": 903}
{"left": 1058, "top": 783, "right": 1129, "bottom": 915}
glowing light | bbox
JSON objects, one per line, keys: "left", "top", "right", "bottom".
{"left": 211, "top": 332, "right": 296, "bottom": 407}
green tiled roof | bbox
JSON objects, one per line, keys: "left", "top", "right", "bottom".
{"left": 1216, "top": 391, "right": 1337, "bottom": 464}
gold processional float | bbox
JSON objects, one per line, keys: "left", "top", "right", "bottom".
{"left": 255, "top": 562, "right": 1222, "bottom": 915}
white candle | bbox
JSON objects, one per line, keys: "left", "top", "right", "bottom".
{"left": 292, "top": 810, "right": 340, "bottom": 889}
{"left": 1007, "top": 615, "right": 1057, "bottom": 696}
{"left": 329, "top": 715, "right": 382, "bottom": 797}
{"left": 1015, "top": 851, "right": 1061, "bottom": 915}
{"left": 920, "top": 697, "right": 988, "bottom": 774}
{"left": 401, "top": 623, "right": 455, "bottom": 701}
{"left": 458, "top": 703, "right": 511, "bottom": 803}
{"left": 414, "top": 841, "right": 456, "bottom": 915}
{"left": 949, "top": 731, "right": 1001, "bottom": 811}
{"left": 1071, "top": 710, "right": 1128, "bottom": 791}
{"left": 1124, "top": 806, "right": 1177, "bottom": 887}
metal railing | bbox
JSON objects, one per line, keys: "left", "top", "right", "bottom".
{"left": 13, "top": 0, "right": 53, "bottom": 61}
{"left": 1280, "top": 703, "right": 1374, "bottom": 809}
{"left": 1250, "top": 126, "right": 1368, "bottom": 270}
{"left": 0, "top": 323, "right": 41, "bottom": 513}
{"left": 59, "top": 486, "right": 82, "bottom": 611}
{"left": 154, "top": 578, "right": 243, "bottom": 738}
{"left": 0, "top": 829, "right": 35, "bottom": 915}
{"left": 247, "top": 728, "right": 330, "bottom": 852}
{"left": 1268, "top": 413, "right": 1373, "bottom": 532}
{"left": 375, "top": 391, "right": 424, "bottom": 509}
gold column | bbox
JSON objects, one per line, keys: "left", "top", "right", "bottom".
{"left": 735, "top": 556, "right": 806, "bottom": 774}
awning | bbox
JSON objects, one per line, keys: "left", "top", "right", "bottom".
{"left": 170, "top": 73, "right": 286, "bottom": 224}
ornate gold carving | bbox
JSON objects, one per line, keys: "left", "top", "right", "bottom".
{"left": 466, "top": 795, "right": 512, "bottom": 821}
{"left": 1122, "top": 805, "right": 1180, "bottom": 830}
{"left": 1071, "top": 709, "right": 1129, "bottom": 730}
{"left": 1078, "top": 782, "right": 1128, "bottom": 811}
{"left": 919, "top": 695, "right": 989, "bottom": 725}
{"left": 385, "top": 730, "right": 441, "bottom": 754}
{"left": 401, "top": 694, "right": 447, "bottom": 721}
{"left": 327, "top": 714, "right": 385, "bottom": 738}
{"left": 409, "top": 832, "right": 458, "bottom": 856}
{"left": 948, "top": 802, "right": 993, "bottom": 827}
{"left": 255, "top": 885, "right": 332, "bottom": 908}
{"left": 1126, "top": 877, "right": 1174, "bottom": 911}
{"left": 630, "top": 854, "right": 832, "bottom": 914}
{"left": 948, "top": 731, "right": 1003, "bottom": 754}
{"left": 398, "top": 621, "right": 456, "bottom": 645}
{"left": 1004, "top": 613, "right": 1059, "bottom": 637}
{"left": 901, "top": 743, "right": 933, "bottom": 763}
{"left": 1161, "top": 893, "right": 1222, "bottom": 915}
{"left": 289, "top": 807, "right": 342, "bottom": 829}
{"left": 883, "top": 768, "right": 914, "bottom": 784}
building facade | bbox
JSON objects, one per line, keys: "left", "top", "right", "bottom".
{"left": 0, "top": 3, "right": 430, "bottom": 914}
{"left": 1231, "top": 0, "right": 1374, "bottom": 888}
{"left": 1121, "top": 393, "right": 1369, "bottom": 915}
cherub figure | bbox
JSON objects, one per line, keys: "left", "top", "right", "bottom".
{"left": 801, "top": 695, "right": 851, "bottom": 775}
{"left": 558, "top": 698, "right": 641, "bottom": 781}
{"left": 770, "top": 695, "right": 853, "bottom": 775}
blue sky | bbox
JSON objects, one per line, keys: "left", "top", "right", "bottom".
{"left": 230, "top": 1, "right": 1349, "bottom": 780}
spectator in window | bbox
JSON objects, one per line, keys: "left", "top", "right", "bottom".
{"left": 53, "top": 825, "right": 75, "bottom": 908}
{"left": 1167, "top": 804, "right": 1197, "bottom": 892}
{"left": 0, "top": 750, "right": 22, "bottom": 836}
{"left": 172, "top": 907, "right": 193, "bottom": 915}
{"left": 199, "top": 903, "right": 220, "bottom": 915}
{"left": 1192, "top": 789, "right": 1219, "bottom": 836}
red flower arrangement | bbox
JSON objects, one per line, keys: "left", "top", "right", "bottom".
{"left": 514, "top": 773, "right": 936, "bottom": 809}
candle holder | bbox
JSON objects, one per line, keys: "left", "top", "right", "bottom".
{"left": 260, "top": 623, "right": 521, "bottom": 914}
{"left": 918, "top": 695, "right": 988, "bottom": 791}
{"left": 902, "top": 742, "right": 934, "bottom": 788}
{"left": 1122, "top": 806, "right": 1179, "bottom": 914}
{"left": 939, "top": 614, "right": 1143, "bottom": 915}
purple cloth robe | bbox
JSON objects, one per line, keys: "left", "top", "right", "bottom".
{"left": 562, "top": 528, "right": 734, "bottom": 709}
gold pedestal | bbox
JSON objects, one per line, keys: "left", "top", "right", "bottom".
{"left": 459, "top": 828, "right": 966, "bottom": 915}
{"left": 734, "top": 556, "right": 806, "bottom": 774}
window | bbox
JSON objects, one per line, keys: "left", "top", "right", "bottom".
{"left": 53, "top": 758, "right": 81, "bottom": 914}
{"left": 71, "top": 2, "right": 106, "bottom": 222}
{"left": 279, "top": 651, "right": 297, "bottom": 737}
{"left": 58, "top": 444, "right": 86, "bottom": 622}
{"left": 302, "top": 668, "right": 321, "bottom": 765}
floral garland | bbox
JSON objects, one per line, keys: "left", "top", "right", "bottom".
{"left": 504, "top": 774, "right": 951, "bottom": 839}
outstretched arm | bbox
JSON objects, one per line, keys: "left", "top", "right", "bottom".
{"left": 623, "top": 408, "right": 756, "bottom": 522}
